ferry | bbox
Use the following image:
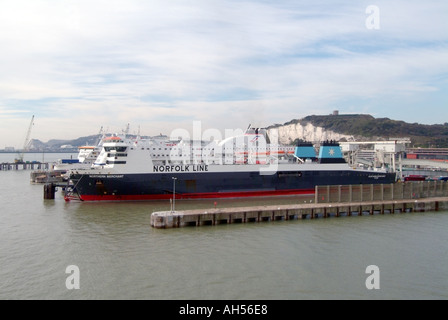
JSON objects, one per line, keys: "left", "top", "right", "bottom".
{"left": 53, "top": 145, "right": 101, "bottom": 173}
{"left": 66, "top": 128, "right": 397, "bottom": 201}
{"left": 53, "top": 129, "right": 105, "bottom": 173}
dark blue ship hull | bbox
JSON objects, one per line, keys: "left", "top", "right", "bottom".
{"left": 69, "top": 168, "right": 397, "bottom": 201}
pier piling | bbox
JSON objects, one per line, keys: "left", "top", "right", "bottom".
{"left": 44, "top": 183, "right": 56, "bottom": 199}
{"left": 0, "top": 162, "right": 51, "bottom": 171}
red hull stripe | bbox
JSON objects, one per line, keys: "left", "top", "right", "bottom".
{"left": 78, "top": 189, "right": 315, "bottom": 201}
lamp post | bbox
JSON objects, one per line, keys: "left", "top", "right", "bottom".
{"left": 172, "top": 177, "right": 177, "bottom": 212}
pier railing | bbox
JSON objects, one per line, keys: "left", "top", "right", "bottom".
{"left": 315, "top": 181, "right": 448, "bottom": 204}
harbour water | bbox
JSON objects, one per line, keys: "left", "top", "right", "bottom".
{"left": 0, "top": 153, "right": 447, "bottom": 300}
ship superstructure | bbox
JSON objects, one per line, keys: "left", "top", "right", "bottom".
{"left": 66, "top": 127, "right": 396, "bottom": 201}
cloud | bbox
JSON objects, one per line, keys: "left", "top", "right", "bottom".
{"left": 0, "top": 0, "right": 447, "bottom": 148}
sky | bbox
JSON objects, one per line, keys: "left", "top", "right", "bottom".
{"left": 0, "top": 0, "right": 447, "bottom": 148}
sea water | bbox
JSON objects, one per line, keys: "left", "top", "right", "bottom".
{"left": 0, "top": 153, "right": 447, "bottom": 300}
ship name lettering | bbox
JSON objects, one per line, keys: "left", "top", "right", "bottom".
{"left": 369, "top": 174, "right": 386, "bottom": 179}
{"left": 88, "top": 174, "right": 124, "bottom": 178}
{"left": 89, "top": 175, "right": 106, "bottom": 178}
{"left": 153, "top": 165, "right": 209, "bottom": 173}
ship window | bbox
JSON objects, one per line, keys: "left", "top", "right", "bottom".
{"left": 104, "top": 146, "right": 127, "bottom": 152}
{"left": 106, "top": 160, "right": 127, "bottom": 164}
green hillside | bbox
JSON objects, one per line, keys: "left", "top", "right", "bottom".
{"left": 274, "top": 114, "right": 448, "bottom": 147}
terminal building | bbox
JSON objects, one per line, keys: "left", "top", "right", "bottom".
{"left": 405, "top": 148, "right": 448, "bottom": 161}
{"left": 339, "top": 140, "right": 448, "bottom": 180}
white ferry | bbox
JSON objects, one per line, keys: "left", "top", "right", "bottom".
{"left": 66, "top": 128, "right": 396, "bottom": 201}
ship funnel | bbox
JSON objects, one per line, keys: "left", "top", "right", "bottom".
{"left": 294, "top": 142, "right": 317, "bottom": 162}
{"left": 318, "top": 141, "right": 346, "bottom": 164}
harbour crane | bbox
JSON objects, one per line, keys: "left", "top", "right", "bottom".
{"left": 15, "top": 115, "right": 34, "bottom": 163}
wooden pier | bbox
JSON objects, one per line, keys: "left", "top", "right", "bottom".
{"left": 150, "top": 197, "right": 448, "bottom": 228}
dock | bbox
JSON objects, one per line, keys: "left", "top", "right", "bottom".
{"left": 0, "top": 162, "right": 51, "bottom": 171}
{"left": 151, "top": 197, "right": 448, "bottom": 228}
{"left": 30, "top": 170, "right": 64, "bottom": 183}
{"left": 151, "top": 181, "right": 448, "bottom": 228}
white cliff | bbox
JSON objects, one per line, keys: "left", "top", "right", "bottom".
{"left": 267, "top": 121, "right": 355, "bottom": 145}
